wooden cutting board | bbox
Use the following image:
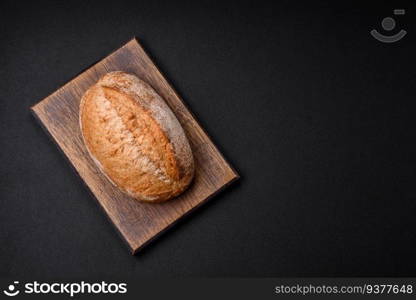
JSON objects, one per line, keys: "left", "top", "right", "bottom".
{"left": 31, "top": 38, "right": 239, "bottom": 254}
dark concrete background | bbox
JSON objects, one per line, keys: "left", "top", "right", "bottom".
{"left": 1, "top": 0, "right": 416, "bottom": 278}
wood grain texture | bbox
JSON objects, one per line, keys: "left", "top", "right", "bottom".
{"left": 31, "top": 38, "right": 239, "bottom": 254}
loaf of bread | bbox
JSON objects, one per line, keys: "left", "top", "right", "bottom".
{"left": 79, "top": 71, "right": 194, "bottom": 202}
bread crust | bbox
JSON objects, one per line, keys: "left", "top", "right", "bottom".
{"left": 79, "top": 71, "right": 194, "bottom": 202}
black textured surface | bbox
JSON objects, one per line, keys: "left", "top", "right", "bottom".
{"left": 1, "top": 1, "right": 416, "bottom": 278}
